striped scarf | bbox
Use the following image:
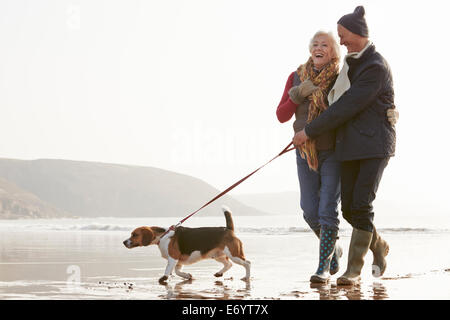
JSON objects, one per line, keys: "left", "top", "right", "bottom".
{"left": 297, "top": 57, "right": 339, "bottom": 171}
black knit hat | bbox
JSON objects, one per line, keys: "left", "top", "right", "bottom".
{"left": 337, "top": 6, "right": 369, "bottom": 37}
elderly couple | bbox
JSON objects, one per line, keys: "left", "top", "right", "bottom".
{"left": 276, "top": 6, "right": 397, "bottom": 286}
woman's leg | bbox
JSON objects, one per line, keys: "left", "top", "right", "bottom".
{"left": 317, "top": 151, "right": 343, "bottom": 275}
{"left": 310, "top": 151, "right": 342, "bottom": 283}
{"left": 296, "top": 149, "right": 320, "bottom": 231}
{"left": 317, "top": 150, "right": 341, "bottom": 231}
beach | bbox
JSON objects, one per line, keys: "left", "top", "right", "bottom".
{"left": 1, "top": 215, "right": 450, "bottom": 300}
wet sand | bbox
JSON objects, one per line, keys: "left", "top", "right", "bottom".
{"left": 1, "top": 228, "right": 450, "bottom": 300}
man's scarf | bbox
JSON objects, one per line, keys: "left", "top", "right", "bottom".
{"left": 297, "top": 57, "right": 339, "bottom": 171}
{"left": 328, "top": 41, "right": 372, "bottom": 105}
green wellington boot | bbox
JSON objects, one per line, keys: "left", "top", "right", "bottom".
{"left": 337, "top": 228, "right": 373, "bottom": 286}
{"left": 370, "top": 226, "right": 389, "bottom": 277}
{"left": 312, "top": 228, "right": 343, "bottom": 275}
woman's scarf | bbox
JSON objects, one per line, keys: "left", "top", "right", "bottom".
{"left": 297, "top": 57, "right": 339, "bottom": 171}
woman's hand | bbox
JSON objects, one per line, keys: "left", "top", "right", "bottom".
{"left": 386, "top": 108, "right": 399, "bottom": 126}
{"left": 288, "top": 80, "right": 318, "bottom": 104}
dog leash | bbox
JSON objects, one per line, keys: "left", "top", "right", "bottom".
{"left": 157, "top": 142, "right": 296, "bottom": 242}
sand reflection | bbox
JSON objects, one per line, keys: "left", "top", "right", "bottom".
{"left": 162, "top": 278, "right": 252, "bottom": 300}
{"left": 308, "top": 281, "right": 388, "bottom": 300}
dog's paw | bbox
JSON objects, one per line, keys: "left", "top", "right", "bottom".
{"left": 158, "top": 276, "right": 168, "bottom": 285}
{"left": 214, "top": 272, "right": 223, "bottom": 278}
{"left": 184, "top": 273, "right": 193, "bottom": 280}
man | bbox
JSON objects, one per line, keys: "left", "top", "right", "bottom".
{"left": 293, "top": 6, "right": 397, "bottom": 285}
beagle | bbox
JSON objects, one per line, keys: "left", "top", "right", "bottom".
{"left": 123, "top": 206, "right": 251, "bottom": 284}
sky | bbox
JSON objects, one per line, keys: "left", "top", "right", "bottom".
{"left": 1, "top": 0, "right": 449, "bottom": 218}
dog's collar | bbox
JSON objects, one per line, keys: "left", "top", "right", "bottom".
{"left": 156, "top": 225, "right": 177, "bottom": 245}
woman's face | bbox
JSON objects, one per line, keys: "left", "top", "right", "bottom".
{"left": 310, "top": 34, "right": 334, "bottom": 69}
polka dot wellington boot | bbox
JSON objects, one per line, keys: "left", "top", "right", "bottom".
{"left": 310, "top": 227, "right": 339, "bottom": 284}
{"left": 312, "top": 228, "right": 343, "bottom": 276}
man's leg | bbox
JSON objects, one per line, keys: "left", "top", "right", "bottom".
{"left": 351, "top": 158, "right": 391, "bottom": 278}
{"left": 340, "top": 160, "right": 359, "bottom": 226}
{"left": 337, "top": 157, "right": 390, "bottom": 285}
{"left": 350, "top": 158, "right": 390, "bottom": 233}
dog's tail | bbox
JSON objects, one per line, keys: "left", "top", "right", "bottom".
{"left": 222, "top": 205, "right": 234, "bottom": 231}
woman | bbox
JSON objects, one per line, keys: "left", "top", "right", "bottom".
{"left": 276, "top": 31, "right": 342, "bottom": 283}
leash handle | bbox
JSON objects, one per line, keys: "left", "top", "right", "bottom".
{"left": 159, "top": 141, "right": 295, "bottom": 238}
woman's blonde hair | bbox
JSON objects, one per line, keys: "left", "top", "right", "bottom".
{"left": 309, "top": 31, "right": 341, "bottom": 61}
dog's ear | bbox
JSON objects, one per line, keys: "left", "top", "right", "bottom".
{"left": 151, "top": 226, "right": 166, "bottom": 235}
{"left": 141, "top": 228, "right": 154, "bottom": 246}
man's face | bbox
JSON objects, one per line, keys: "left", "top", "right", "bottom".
{"left": 337, "top": 24, "right": 361, "bottom": 53}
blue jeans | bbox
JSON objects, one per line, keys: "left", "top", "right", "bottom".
{"left": 296, "top": 149, "right": 341, "bottom": 231}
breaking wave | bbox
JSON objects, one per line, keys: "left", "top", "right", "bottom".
{"left": 237, "top": 227, "right": 447, "bottom": 235}
{"left": 1, "top": 222, "right": 446, "bottom": 234}
{"left": 238, "top": 227, "right": 311, "bottom": 234}
{"left": 27, "top": 223, "right": 132, "bottom": 232}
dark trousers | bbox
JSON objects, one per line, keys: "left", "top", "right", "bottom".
{"left": 340, "top": 158, "right": 390, "bottom": 233}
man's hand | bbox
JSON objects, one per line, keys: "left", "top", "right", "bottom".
{"left": 293, "top": 129, "right": 308, "bottom": 148}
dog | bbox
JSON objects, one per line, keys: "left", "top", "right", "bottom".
{"left": 123, "top": 206, "right": 251, "bottom": 284}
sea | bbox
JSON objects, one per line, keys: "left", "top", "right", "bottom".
{"left": 0, "top": 213, "right": 449, "bottom": 300}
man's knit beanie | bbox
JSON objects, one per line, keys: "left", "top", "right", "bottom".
{"left": 337, "top": 6, "right": 369, "bottom": 37}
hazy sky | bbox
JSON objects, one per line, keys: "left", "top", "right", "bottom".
{"left": 1, "top": 0, "right": 449, "bottom": 217}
